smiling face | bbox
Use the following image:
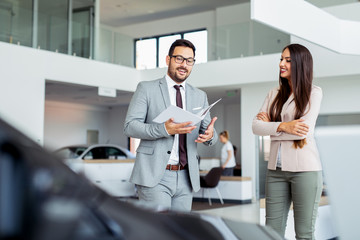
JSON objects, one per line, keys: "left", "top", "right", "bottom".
{"left": 166, "top": 46, "right": 194, "bottom": 84}
{"left": 279, "top": 48, "right": 292, "bottom": 81}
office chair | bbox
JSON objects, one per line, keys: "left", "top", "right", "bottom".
{"left": 200, "top": 167, "right": 224, "bottom": 205}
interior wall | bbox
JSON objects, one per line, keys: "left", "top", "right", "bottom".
{"left": 108, "top": 105, "right": 130, "bottom": 149}
{"left": 114, "top": 11, "right": 216, "bottom": 39}
{"left": 0, "top": 40, "right": 139, "bottom": 145}
{"left": 44, "top": 101, "right": 130, "bottom": 151}
{"left": 224, "top": 103, "right": 242, "bottom": 162}
{"left": 197, "top": 103, "right": 224, "bottom": 159}
{"left": 314, "top": 76, "right": 360, "bottom": 115}
{"left": 197, "top": 101, "right": 241, "bottom": 164}
{"left": 323, "top": 2, "right": 360, "bottom": 21}
{"left": 44, "top": 101, "right": 110, "bottom": 150}
{"left": 317, "top": 113, "right": 360, "bottom": 126}
{"left": 241, "top": 81, "right": 278, "bottom": 199}
{"left": 0, "top": 43, "right": 45, "bottom": 144}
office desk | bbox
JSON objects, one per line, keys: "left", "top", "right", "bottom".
{"left": 193, "top": 175, "right": 252, "bottom": 203}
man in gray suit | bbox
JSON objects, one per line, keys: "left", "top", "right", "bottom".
{"left": 124, "top": 39, "right": 217, "bottom": 212}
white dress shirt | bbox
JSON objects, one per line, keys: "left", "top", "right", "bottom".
{"left": 165, "top": 74, "right": 187, "bottom": 165}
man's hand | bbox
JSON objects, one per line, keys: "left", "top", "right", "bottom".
{"left": 165, "top": 118, "right": 197, "bottom": 135}
{"left": 195, "top": 117, "right": 217, "bottom": 143}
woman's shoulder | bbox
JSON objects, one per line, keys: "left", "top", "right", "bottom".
{"left": 266, "top": 87, "right": 280, "bottom": 99}
{"left": 312, "top": 85, "right": 322, "bottom": 92}
{"left": 270, "top": 86, "right": 280, "bottom": 93}
{"left": 311, "top": 85, "right": 323, "bottom": 96}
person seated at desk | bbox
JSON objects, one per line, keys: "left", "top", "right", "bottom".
{"left": 219, "top": 131, "right": 236, "bottom": 176}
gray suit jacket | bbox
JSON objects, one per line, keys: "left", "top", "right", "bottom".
{"left": 124, "top": 77, "right": 218, "bottom": 192}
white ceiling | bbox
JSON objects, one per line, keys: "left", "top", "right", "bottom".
{"left": 100, "top": 0, "right": 248, "bottom": 27}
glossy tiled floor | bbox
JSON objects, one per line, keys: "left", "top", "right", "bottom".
{"left": 193, "top": 201, "right": 260, "bottom": 224}
{"left": 193, "top": 201, "right": 338, "bottom": 240}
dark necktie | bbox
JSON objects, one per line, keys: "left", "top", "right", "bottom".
{"left": 174, "top": 85, "right": 187, "bottom": 167}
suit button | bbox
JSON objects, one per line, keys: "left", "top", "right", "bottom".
{"left": 167, "top": 151, "right": 171, "bottom": 154}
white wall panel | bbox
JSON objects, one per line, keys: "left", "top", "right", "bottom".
{"left": 251, "top": 0, "right": 360, "bottom": 55}
{"left": 44, "top": 101, "right": 110, "bottom": 150}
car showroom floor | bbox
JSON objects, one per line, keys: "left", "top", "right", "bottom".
{"left": 193, "top": 201, "right": 260, "bottom": 224}
{"left": 121, "top": 197, "right": 260, "bottom": 224}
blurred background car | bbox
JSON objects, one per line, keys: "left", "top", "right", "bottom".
{"left": 54, "top": 144, "right": 136, "bottom": 197}
{"left": 54, "top": 144, "right": 135, "bottom": 162}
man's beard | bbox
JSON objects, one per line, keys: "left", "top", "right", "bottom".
{"left": 168, "top": 67, "right": 189, "bottom": 83}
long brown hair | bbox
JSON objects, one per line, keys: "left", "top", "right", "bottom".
{"left": 269, "top": 44, "right": 313, "bottom": 149}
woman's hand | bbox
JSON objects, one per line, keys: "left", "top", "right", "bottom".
{"left": 257, "top": 112, "right": 270, "bottom": 122}
{"left": 277, "top": 119, "right": 309, "bottom": 137}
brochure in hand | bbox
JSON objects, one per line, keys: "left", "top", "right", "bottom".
{"left": 153, "top": 98, "right": 221, "bottom": 126}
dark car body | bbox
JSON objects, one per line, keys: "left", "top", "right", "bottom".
{"left": 0, "top": 118, "right": 281, "bottom": 240}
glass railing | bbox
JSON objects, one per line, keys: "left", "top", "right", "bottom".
{"left": 98, "top": 21, "right": 290, "bottom": 68}
{"left": 0, "top": 4, "right": 290, "bottom": 68}
{"left": 95, "top": 27, "right": 134, "bottom": 67}
{"left": 0, "top": 0, "right": 33, "bottom": 47}
{"left": 208, "top": 21, "right": 290, "bottom": 61}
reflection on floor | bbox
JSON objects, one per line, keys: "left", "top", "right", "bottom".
{"left": 192, "top": 201, "right": 260, "bottom": 224}
{"left": 122, "top": 198, "right": 336, "bottom": 240}
{"left": 191, "top": 201, "right": 237, "bottom": 211}
{"left": 192, "top": 200, "right": 337, "bottom": 240}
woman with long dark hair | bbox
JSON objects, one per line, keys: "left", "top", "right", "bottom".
{"left": 252, "top": 44, "right": 323, "bottom": 239}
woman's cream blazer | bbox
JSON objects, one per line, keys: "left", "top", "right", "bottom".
{"left": 252, "top": 85, "right": 323, "bottom": 172}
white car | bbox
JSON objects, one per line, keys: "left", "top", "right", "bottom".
{"left": 55, "top": 144, "right": 136, "bottom": 197}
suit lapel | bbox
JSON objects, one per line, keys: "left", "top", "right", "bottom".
{"left": 159, "top": 77, "right": 171, "bottom": 108}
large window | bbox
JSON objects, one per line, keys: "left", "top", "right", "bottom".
{"left": 135, "top": 38, "right": 157, "bottom": 70}
{"left": 135, "top": 29, "right": 207, "bottom": 70}
{"left": 158, "top": 34, "right": 180, "bottom": 68}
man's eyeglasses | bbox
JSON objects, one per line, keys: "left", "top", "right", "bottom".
{"left": 170, "top": 55, "right": 196, "bottom": 66}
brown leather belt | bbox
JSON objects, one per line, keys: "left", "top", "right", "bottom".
{"left": 166, "top": 164, "right": 187, "bottom": 171}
